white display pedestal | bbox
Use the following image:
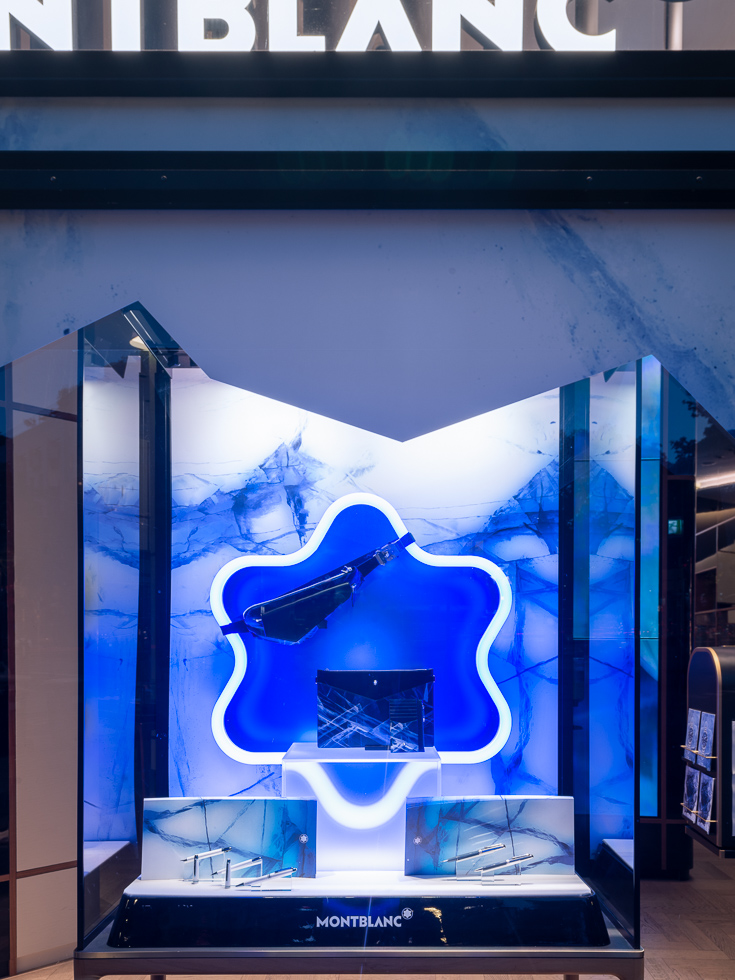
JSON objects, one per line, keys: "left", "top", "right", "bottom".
{"left": 282, "top": 742, "right": 441, "bottom": 872}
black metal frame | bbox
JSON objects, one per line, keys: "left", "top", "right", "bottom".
{"left": 74, "top": 919, "right": 645, "bottom": 980}
{"left": 2, "top": 50, "right": 735, "bottom": 98}
{"left": 134, "top": 350, "right": 172, "bottom": 833}
{"left": 637, "top": 370, "right": 696, "bottom": 880}
{"left": 558, "top": 378, "right": 592, "bottom": 875}
{"left": 1, "top": 150, "right": 735, "bottom": 209}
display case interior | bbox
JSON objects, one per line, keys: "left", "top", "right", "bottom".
{"left": 1, "top": 302, "right": 674, "bottom": 963}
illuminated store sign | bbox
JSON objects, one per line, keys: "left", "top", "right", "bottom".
{"left": 0, "top": 0, "right": 619, "bottom": 52}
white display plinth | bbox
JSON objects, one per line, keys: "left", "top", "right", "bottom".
{"left": 120, "top": 869, "right": 592, "bottom": 900}
{"left": 282, "top": 742, "right": 441, "bottom": 873}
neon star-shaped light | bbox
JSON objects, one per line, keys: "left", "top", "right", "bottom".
{"left": 210, "top": 493, "right": 512, "bottom": 827}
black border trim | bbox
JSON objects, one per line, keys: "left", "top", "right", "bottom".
{"left": 2, "top": 50, "right": 735, "bottom": 99}
{"left": 1, "top": 150, "right": 735, "bottom": 208}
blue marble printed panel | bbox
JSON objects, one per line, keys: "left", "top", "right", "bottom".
{"left": 82, "top": 356, "right": 639, "bottom": 857}
{"left": 317, "top": 680, "right": 434, "bottom": 752}
{"left": 169, "top": 376, "right": 561, "bottom": 799}
{"left": 405, "top": 796, "right": 574, "bottom": 876}
{"left": 480, "top": 463, "right": 560, "bottom": 797}
{"left": 217, "top": 502, "right": 503, "bottom": 755}
{"left": 141, "top": 797, "right": 316, "bottom": 880}
{"left": 83, "top": 365, "right": 140, "bottom": 845}
{"left": 588, "top": 367, "right": 637, "bottom": 851}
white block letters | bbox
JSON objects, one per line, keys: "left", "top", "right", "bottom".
{"left": 177, "top": 0, "right": 257, "bottom": 51}
{"left": 337, "top": 0, "right": 421, "bottom": 51}
{"left": 0, "top": 0, "right": 73, "bottom": 50}
{"left": 536, "top": 0, "right": 615, "bottom": 51}
{"left": 432, "top": 0, "right": 522, "bottom": 52}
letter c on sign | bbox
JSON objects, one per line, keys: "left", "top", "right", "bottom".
{"left": 536, "top": 0, "right": 615, "bottom": 51}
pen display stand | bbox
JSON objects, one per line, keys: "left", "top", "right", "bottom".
{"left": 684, "top": 647, "right": 735, "bottom": 855}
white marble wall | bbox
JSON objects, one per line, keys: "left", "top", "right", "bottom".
{"left": 0, "top": 209, "right": 734, "bottom": 443}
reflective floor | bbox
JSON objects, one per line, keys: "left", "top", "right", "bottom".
{"left": 10, "top": 843, "right": 735, "bottom": 980}
{"left": 640, "top": 843, "right": 735, "bottom": 980}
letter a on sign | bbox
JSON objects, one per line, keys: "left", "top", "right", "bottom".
{"left": 337, "top": 0, "right": 421, "bottom": 51}
{"left": 0, "top": 0, "right": 73, "bottom": 49}
{"left": 432, "top": 0, "right": 522, "bottom": 51}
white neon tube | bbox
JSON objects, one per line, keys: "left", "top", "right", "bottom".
{"left": 292, "top": 759, "right": 436, "bottom": 829}
{"left": 210, "top": 492, "right": 512, "bottom": 768}
{"left": 210, "top": 493, "right": 512, "bottom": 765}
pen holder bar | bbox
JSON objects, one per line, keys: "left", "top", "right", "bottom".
{"left": 680, "top": 747, "right": 718, "bottom": 759}
{"left": 213, "top": 857, "right": 263, "bottom": 874}
{"left": 235, "top": 867, "right": 296, "bottom": 888}
{"left": 443, "top": 843, "right": 506, "bottom": 872}
{"left": 478, "top": 853, "right": 534, "bottom": 876}
{"left": 181, "top": 847, "right": 231, "bottom": 862}
{"left": 455, "top": 844, "right": 505, "bottom": 862}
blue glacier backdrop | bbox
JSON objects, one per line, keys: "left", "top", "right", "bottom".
{"left": 214, "top": 500, "right": 504, "bottom": 756}
{"left": 80, "top": 354, "right": 639, "bottom": 853}
{"left": 587, "top": 366, "right": 637, "bottom": 849}
{"left": 405, "top": 795, "right": 575, "bottom": 876}
{"left": 167, "top": 365, "right": 633, "bottom": 838}
{"left": 82, "top": 358, "right": 141, "bottom": 851}
{"left": 168, "top": 375, "right": 561, "bottom": 800}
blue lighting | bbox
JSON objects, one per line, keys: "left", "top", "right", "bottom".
{"left": 210, "top": 494, "right": 512, "bottom": 765}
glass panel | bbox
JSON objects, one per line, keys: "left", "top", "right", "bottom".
{"left": 12, "top": 407, "right": 79, "bottom": 879}
{"left": 559, "top": 361, "right": 640, "bottom": 945}
{"left": 0, "top": 881, "right": 8, "bottom": 979}
{"left": 639, "top": 356, "right": 661, "bottom": 818}
{"left": 695, "top": 405, "right": 735, "bottom": 647}
{"left": 82, "top": 340, "right": 141, "bottom": 935}
{"left": 588, "top": 364, "right": 636, "bottom": 851}
{"left": 0, "top": 381, "right": 9, "bottom": 881}
{"left": 5, "top": 337, "right": 80, "bottom": 973}
{"left": 11, "top": 334, "right": 78, "bottom": 416}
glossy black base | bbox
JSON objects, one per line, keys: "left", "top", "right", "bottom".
{"left": 108, "top": 889, "right": 610, "bottom": 948}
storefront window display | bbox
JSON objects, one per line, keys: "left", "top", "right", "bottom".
{"left": 3, "top": 303, "right": 693, "bottom": 967}
{"left": 69, "top": 303, "right": 643, "bottom": 953}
